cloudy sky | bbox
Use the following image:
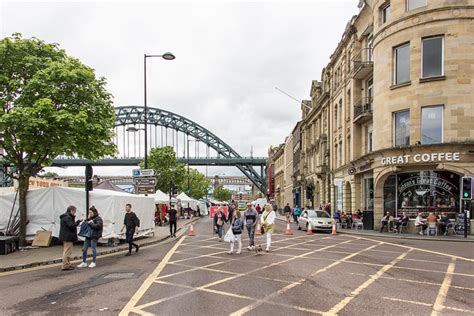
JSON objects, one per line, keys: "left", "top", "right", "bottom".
{"left": 1, "top": 0, "right": 358, "bottom": 177}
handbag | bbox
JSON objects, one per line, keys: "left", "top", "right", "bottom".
{"left": 223, "top": 228, "right": 235, "bottom": 243}
{"left": 78, "top": 221, "right": 92, "bottom": 238}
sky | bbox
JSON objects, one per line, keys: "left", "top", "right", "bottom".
{"left": 0, "top": 0, "right": 359, "bottom": 177}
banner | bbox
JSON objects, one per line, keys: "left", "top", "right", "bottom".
{"left": 209, "top": 206, "right": 229, "bottom": 219}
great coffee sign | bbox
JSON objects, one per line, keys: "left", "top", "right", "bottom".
{"left": 381, "top": 152, "right": 460, "bottom": 166}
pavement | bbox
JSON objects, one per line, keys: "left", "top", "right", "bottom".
{"left": 275, "top": 215, "right": 474, "bottom": 242}
{"left": 0, "top": 217, "right": 197, "bottom": 272}
{"left": 1, "top": 218, "right": 473, "bottom": 315}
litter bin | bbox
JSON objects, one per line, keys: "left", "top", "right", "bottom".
{"left": 362, "top": 211, "right": 374, "bottom": 230}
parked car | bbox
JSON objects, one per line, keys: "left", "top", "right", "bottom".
{"left": 298, "top": 210, "right": 333, "bottom": 232}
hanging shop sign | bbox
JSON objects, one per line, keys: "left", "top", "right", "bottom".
{"left": 381, "top": 152, "right": 460, "bottom": 166}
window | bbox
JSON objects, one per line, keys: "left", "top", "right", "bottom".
{"left": 339, "top": 141, "right": 342, "bottom": 166}
{"left": 422, "top": 36, "right": 444, "bottom": 78}
{"left": 421, "top": 105, "right": 443, "bottom": 144}
{"left": 368, "top": 128, "right": 373, "bottom": 153}
{"left": 334, "top": 104, "right": 338, "bottom": 128}
{"left": 394, "top": 43, "right": 410, "bottom": 84}
{"left": 407, "top": 0, "right": 426, "bottom": 11}
{"left": 394, "top": 110, "right": 410, "bottom": 146}
{"left": 339, "top": 100, "right": 342, "bottom": 127}
{"left": 381, "top": 2, "right": 391, "bottom": 24}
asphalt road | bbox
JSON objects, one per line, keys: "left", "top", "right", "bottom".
{"left": 1, "top": 218, "right": 473, "bottom": 316}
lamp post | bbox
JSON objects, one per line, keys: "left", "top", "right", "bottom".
{"left": 144, "top": 52, "right": 175, "bottom": 169}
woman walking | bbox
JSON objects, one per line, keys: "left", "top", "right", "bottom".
{"left": 78, "top": 206, "right": 103, "bottom": 268}
{"left": 228, "top": 210, "right": 243, "bottom": 254}
{"left": 261, "top": 204, "right": 276, "bottom": 252}
{"left": 213, "top": 207, "right": 226, "bottom": 242}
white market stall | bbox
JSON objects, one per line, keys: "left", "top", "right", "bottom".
{"left": 0, "top": 186, "right": 155, "bottom": 242}
{"left": 176, "top": 192, "right": 198, "bottom": 210}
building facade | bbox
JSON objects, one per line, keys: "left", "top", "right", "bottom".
{"left": 282, "top": 0, "right": 474, "bottom": 231}
{"left": 284, "top": 133, "right": 294, "bottom": 208}
{"left": 273, "top": 144, "right": 285, "bottom": 211}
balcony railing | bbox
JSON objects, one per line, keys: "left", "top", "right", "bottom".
{"left": 353, "top": 96, "right": 373, "bottom": 123}
{"left": 352, "top": 48, "right": 373, "bottom": 79}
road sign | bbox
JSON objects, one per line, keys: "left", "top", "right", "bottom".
{"left": 133, "top": 169, "right": 157, "bottom": 177}
{"left": 136, "top": 185, "right": 156, "bottom": 194}
{"left": 135, "top": 177, "right": 156, "bottom": 186}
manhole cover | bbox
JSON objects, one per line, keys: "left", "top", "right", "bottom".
{"left": 104, "top": 272, "right": 136, "bottom": 279}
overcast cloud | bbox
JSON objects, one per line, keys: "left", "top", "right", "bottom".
{"left": 1, "top": 0, "right": 358, "bottom": 177}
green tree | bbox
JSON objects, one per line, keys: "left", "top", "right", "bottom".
{"left": 0, "top": 34, "right": 116, "bottom": 246}
{"left": 146, "top": 146, "right": 187, "bottom": 193}
{"left": 212, "top": 185, "right": 232, "bottom": 201}
{"left": 181, "top": 168, "right": 211, "bottom": 199}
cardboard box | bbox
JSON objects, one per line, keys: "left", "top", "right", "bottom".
{"left": 32, "top": 230, "right": 52, "bottom": 247}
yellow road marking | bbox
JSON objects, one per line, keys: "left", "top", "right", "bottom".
{"left": 119, "top": 235, "right": 186, "bottom": 316}
{"left": 324, "top": 249, "right": 412, "bottom": 315}
{"left": 432, "top": 258, "right": 456, "bottom": 316}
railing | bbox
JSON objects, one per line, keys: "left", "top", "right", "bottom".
{"left": 354, "top": 96, "right": 373, "bottom": 122}
{"left": 352, "top": 48, "right": 373, "bottom": 79}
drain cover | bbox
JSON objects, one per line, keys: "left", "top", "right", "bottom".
{"left": 104, "top": 272, "right": 136, "bottom": 279}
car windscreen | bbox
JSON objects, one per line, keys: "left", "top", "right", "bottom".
{"left": 308, "top": 211, "right": 330, "bottom": 218}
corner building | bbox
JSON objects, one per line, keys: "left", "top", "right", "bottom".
{"left": 302, "top": 0, "right": 474, "bottom": 231}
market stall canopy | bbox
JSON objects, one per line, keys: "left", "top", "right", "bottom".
{"left": 177, "top": 192, "right": 198, "bottom": 210}
{"left": 151, "top": 190, "right": 177, "bottom": 205}
{"left": 95, "top": 180, "right": 126, "bottom": 192}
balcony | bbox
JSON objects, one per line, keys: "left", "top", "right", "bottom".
{"left": 352, "top": 48, "right": 373, "bottom": 79}
{"left": 353, "top": 97, "right": 373, "bottom": 124}
{"left": 315, "top": 164, "right": 328, "bottom": 175}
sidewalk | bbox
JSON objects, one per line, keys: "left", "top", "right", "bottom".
{"left": 0, "top": 218, "right": 198, "bottom": 272}
{"left": 275, "top": 215, "right": 474, "bottom": 242}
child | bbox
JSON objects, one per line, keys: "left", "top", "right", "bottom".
{"left": 229, "top": 210, "right": 243, "bottom": 254}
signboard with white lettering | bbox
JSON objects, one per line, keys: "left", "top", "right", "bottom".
{"left": 132, "top": 169, "right": 157, "bottom": 177}
{"left": 135, "top": 177, "right": 156, "bottom": 186}
{"left": 381, "top": 152, "right": 460, "bottom": 166}
{"left": 136, "top": 186, "right": 156, "bottom": 194}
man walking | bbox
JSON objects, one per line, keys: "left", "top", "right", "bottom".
{"left": 59, "top": 205, "right": 83, "bottom": 271}
{"left": 168, "top": 204, "right": 178, "bottom": 238}
{"left": 284, "top": 203, "right": 292, "bottom": 222}
{"left": 243, "top": 203, "right": 258, "bottom": 250}
{"left": 121, "top": 203, "right": 140, "bottom": 256}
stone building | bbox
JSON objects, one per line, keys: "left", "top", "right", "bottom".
{"left": 298, "top": 0, "right": 474, "bottom": 231}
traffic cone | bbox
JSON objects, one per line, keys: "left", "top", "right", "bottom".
{"left": 331, "top": 221, "right": 337, "bottom": 235}
{"left": 188, "top": 224, "right": 196, "bottom": 236}
{"left": 307, "top": 222, "right": 313, "bottom": 235}
{"left": 285, "top": 221, "right": 293, "bottom": 235}
{"left": 256, "top": 222, "right": 262, "bottom": 235}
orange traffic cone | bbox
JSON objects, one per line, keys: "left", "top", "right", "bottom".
{"left": 307, "top": 222, "right": 313, "bottom": 235}
{"left": 331, "top": 221, "right": 337, "bottom": 235}
{"left": 188, "top": 224, "right": 196, "bottom": 236}
{"left": 256, "top": 222, "right": 262, "bottom": 235}
{"left": 285, "top": 221, "right": 293, "bottom": 235}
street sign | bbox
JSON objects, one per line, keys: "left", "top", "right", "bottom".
{"left": 132, "top": 169, "right": 157, "bottom": 177}
{"left": 136, "top": 185, "right": 156, "bottom": 194}
{"left": 135, "top": 177, "right": 156, "bottom": 186}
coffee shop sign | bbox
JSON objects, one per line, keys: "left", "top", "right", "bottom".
{"left": 381, "top": 152, "right": 460, "bottom": 166}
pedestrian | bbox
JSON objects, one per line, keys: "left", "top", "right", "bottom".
{"left": 228, "top": 209, "right": 243, "bottom": 254}
{"left": 255, "top": 204, "right": 261, "bottom": 214}
{"left": 226, "top": 203, "right": 234, "bottom": 226}
{"left": 293, "top": 205, "right": 301, "bottom": 223}
{"left": 59, "top": 205, "right": 83, "bottom": 271}
{"left": 168, "top": 204, "right": 178, "bottom": 238}
{"left": 243, "top": 203, "right": 258, "bottom": 250}
{"left": 284, "top": 203, "right": 291, "bottom": 222}
{"left": 121, "top": 203, "right": 140, "bottom": 256}
{"left": 213, "top": 207, "right": 226, "bottom": 241}
{"left": 261, "top": 204, "right": 276, "bottom": 252}
{"left": 78, "top": 206, "right": 103, "bottom": 268}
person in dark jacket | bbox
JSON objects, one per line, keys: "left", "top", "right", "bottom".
{"left": 213, "top": 207, "right": 227, "bottom": 242}
{"left": 121, "top": 203, "right": 140, "bottom": 256}
{"left": 59, "top": 205, "right": 83, "bottom": 271}
{"left": 168, "top": 204, "right": 178, "bottom": 238}
{"left": 78, "top": 206, "right": 103, "bottom": 268}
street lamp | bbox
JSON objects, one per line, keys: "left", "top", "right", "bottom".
{"left": 144, "top": 52, "right": 176, "bottom": 169}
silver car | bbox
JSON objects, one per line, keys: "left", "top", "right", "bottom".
{"left": 298, "top": 210, "right": 333, "bottom": 232}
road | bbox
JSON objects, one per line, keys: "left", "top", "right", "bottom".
{"left": 1, "top": 218, "right": 473, "bottom": 315}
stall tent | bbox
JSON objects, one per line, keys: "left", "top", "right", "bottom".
{"left": 0, "top": 186, "right": 155, "bottom": 241}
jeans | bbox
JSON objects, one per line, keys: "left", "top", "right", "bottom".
{"left": 82, "top": 238, "right": 97, "bottom": 263}
{"left": 246, "top": 225, "right": 255, "bottom": 247}
{"left": 169, "top": 221, "right": 177, "bottom": 236}
{"left": 126, "top": 229, "right": 138, "bottom": 253}
{"left": 216, "top": 225, "right": 223, "bottom": 238}
{"left": 230, "top": 234, "right": 242, "bottom": 253}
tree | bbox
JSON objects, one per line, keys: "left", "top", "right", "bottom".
{"left": 0, "top": 34, "right": 116, "bottom": 246}
{"left": 213, "top": 185, "right": 232, "bottom": 202}
{"left": 181, "top": 168, "right": 211, "bottom": 199}
{"left": 146, "top": 146, "right": 187, "bottom": 193}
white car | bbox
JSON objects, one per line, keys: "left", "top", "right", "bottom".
{"left": 298, "top": 210, "right": 333, "bottom": 232}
